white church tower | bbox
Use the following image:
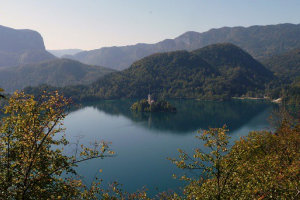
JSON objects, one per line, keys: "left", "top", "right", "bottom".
{"left": 147, "top": 87, "right": 154, "bottom": 105}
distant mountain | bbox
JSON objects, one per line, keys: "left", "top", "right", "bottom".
{"left": 0, "top": 25, "right": 55, "bottom": 67}
{"left": 26, "top": 44, "right": 275, "bottom": 101}
{"left": 0, "top": 59, "right": 114, "bottom": 93}
{"left": 48, "top": 49, "right": 83, "bottom": 57}
{"left": 262, "top": 48, "right": 300, "bottom": 82}
{"left": 66, "top": 23, "right": 300, "bottom": 71}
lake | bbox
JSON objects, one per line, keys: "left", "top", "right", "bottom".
{"left": 63, "top": 99, "right": 276, "bottom": 196}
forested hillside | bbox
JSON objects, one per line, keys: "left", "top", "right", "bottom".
{"left": 282, "top": 77, "right": 300, "bottom": 105}
{"left": 262, "top": 48, "right": 300, "bottom": 82}
{"left": 25, "top": 43, "right": 275, "bottom": 101}
{"left": 0, "top": 59, "right": 114, "bottom": 92}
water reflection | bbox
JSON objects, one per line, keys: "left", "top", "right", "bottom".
{"left": 75, "top": 99, "right": 275, "bottom": 134}
{"left": 64, "top": 99, "right": 276, "bottom": 196}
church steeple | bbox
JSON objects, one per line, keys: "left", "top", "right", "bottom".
{"left": 148, "top": 94, "right": 152, "bottom": 105}
{"left": 147, "top": 86, "right": 154, "bottom": 105}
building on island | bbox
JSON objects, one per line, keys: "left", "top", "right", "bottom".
{"left": 147, "top": 93, "right": 155, "bottom": 105}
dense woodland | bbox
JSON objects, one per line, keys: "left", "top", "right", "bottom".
{"left": 282, "top": 77, "right": 300, "bottom": 105}
{"left": 26, "top": 43, "right": 284, "bottom": 103}
{"left": 261, "top": 49, "right": 300, "bottom": 105}
{"left": 262, "top": 48, "right": 300, "bottom": 82}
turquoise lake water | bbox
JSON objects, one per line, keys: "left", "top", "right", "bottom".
{"left": 62, "top": 99, "right": 276, "bottom": 196}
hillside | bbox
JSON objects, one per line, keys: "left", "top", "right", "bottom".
{"left": 0, "top": 59, "right": 114, "bottom": 93}
{"left": 281, "top": 77, "right": 300, "bottom": 105}
{"left": 66, "top": 23, "right": 300, "bottom": 70}
{"left": 262, "top": 48, "right": 300, "bottom": 82}
{"left": 27, "top": 43, "right": 275, "bottom": 101}
{"left": 89, "top": 43, "right": 275, "bottom": 99}
{"left": 0, "top": 25, "right": 55, "bottom": 67}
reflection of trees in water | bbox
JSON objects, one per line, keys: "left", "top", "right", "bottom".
{"left": 77, "top": 99, "right": 275, "bottom": 134}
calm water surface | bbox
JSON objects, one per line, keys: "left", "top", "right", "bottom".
{"left": 63, "top": 99, "right": 276, "bottom": 195}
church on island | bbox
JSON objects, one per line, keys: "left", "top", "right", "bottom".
{"left": 147, "top": 93, "right": 155, "bottom": 105}
{"left": 131, "top": 92, "right": 176, "bottom": 112}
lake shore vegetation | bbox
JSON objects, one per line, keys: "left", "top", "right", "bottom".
{"left": 0, "top": 91, "right": 299, "bottom": 199}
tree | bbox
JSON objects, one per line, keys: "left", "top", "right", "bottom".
{"left": 0, "top": 91, "right": 114, "bottom": 199}
{"left": 169, "top": 125, "right": 234, "bottom": 200}
{"left": 170, "top": 115, "right": 300, "bottom": 199}
{"left": 229, "top": 113, "right": 300, "bottom": 199}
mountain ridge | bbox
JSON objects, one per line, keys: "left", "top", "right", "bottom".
{"left": 65, "top": 23, "right": 300, "bottom": 70}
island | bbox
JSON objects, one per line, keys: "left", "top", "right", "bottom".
{"left": 131, "top": 94, "right": 176, "bottom": 112}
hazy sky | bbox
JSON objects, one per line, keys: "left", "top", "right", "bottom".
{"left": 1, "top": 0, "right": 300, "bottom": 50}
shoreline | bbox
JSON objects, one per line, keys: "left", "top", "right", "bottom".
{"left": 232, "top": 97, "right": 265, "bottom": 100}
{"left": 232, "top": 97, "right": 282, "bottom": 104}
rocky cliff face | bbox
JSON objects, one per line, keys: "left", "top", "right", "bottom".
{"left": 0, "top": 25, "right": 55, "bottom": 67}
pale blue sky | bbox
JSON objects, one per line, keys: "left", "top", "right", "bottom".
{"left": 1, "top": 0, "right": 300, "bottom": 50}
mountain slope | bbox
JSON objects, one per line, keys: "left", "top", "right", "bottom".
{"left": 0, "top": 59, "right": 114, "bottom": 93}
{"left": 66, "top": 23, "right": 300, "bottom": 70}
{"left": 88, "top": 50, "right": 217, "bottom": 99}
{"left": 193, "top": 44, "right": 274, "bottom": 91}
{"left": 283, "top": 77, "right": 300, "bottom": 105}
{"left": 0, "top": 25, "right": 55, "bottom": 67}
{"left": 262, "top": 48, "right": 300, "bottom": 82}
{"left": 36, "top": 43, "right": 275, "bottom": 101}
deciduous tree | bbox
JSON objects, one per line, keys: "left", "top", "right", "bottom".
{"left": 0, "top": 91, "right": 114, "bottom": 199}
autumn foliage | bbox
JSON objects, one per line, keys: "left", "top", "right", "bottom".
{"left": 0, "top": 91, "right": 114, "bottom": 199}
{"left": 170, "top": 113, "right": 300, "bottom": 199}
{"left": 0, "top": 91, "right": 299, "bottom": 199}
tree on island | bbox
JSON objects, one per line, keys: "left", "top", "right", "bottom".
{"left": 131, "top": 98, "right": 176, "bottom": 112}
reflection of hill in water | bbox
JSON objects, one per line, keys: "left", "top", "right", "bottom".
{"left": 77, "top": 100, "right": 274, "bottom": 134}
